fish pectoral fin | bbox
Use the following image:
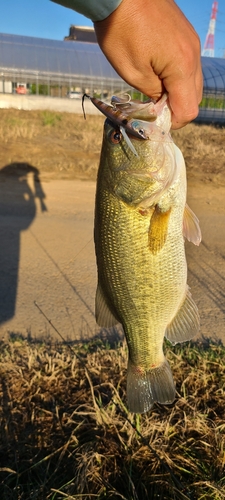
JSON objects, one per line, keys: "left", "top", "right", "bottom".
{"left": 127, "top": 358, "right": 176, "bottom": 414}
{"left": 95, "top": 283, "right": 119, "bottom": 328}
{"left": 148, "top": 205, "right": 171, "bottom": 254}
{"left": 165, "top": 286, "right": 200, "bottom": 345}
{"left": 183, "top": 203, "right": 201, "bottom": 246}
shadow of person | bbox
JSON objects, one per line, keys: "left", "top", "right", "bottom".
{"left": 0, "top": 163, "right": 47, "bottom": 325}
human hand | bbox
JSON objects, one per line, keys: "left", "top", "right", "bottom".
{"left": 94, "top": 0, "right": 203, "bottom": 129}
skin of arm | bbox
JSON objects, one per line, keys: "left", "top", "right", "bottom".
{"left": 94, "top": 0, "right": 203, "bottom": 129}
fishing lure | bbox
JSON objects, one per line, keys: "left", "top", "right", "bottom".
{"left": 82, "top": 93, "right": 156, "bottom": 156}
{"left": 82, "top": 93, "right": 169, "bottom": 156}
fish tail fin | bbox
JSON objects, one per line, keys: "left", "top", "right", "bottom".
{"left": 127, "top": 358, "right": 176, "bottom": 414}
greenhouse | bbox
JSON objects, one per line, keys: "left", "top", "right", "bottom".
{"left": 197, "top": 56, "right": 225, "bottom": 124}
{"left": 0, "top": 32, "right": 125, "bottom": 98}
{"left": 1, "top": 32, "right": 225, "bottom": 123}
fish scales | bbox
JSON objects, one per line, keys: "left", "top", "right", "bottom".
{"left": 94, "top": 95, "right": 201, "bottom": 414}
{"left": 95, "top": 169, "right": 186, "bottom": 362}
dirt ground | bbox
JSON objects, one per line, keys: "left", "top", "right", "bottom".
{"left": 0, "top": 110, "right": 224, "bottom": 344}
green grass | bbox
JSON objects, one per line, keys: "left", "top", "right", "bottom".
{"left": 41, "top": 111, "right": 62, "bottom": 126}
{"left": 0, "top": 337, "right": 224, "bottom": 499}
{"left": 200, "top": 96, "right": 225, "bottom": 109}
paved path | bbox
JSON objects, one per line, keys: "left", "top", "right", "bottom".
{"left": 0, "top": 177, "right": 224, "bottom": 344}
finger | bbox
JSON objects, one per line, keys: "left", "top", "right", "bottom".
{"left": 125, "top": 68, "right": 164, "bottom": 102}
{"left": 195, "top": 66, "right": 204, "bottom": 105}
{"left": 166, "top": 57, "right": 203, "bottom": 129}
{"left": 168, "top": 76, "right": 202, "bottom": 129}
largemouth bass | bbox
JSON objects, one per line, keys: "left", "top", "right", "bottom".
{"left": 93, "top": 95, "right": 201, "bottom": 414}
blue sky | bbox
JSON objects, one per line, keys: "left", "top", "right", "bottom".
{"left": 0, "top": 0, "right": 225, "bottom": 57}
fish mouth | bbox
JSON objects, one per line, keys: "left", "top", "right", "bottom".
{"left": 82, "top": 93, "right": 149, "bottom": 141}
{"left": 84, "top": 92, "right": 172, "bottom": 157}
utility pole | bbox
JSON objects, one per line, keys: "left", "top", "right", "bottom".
{"left": 202, "top": 1, "right": 218, "bottom": 57}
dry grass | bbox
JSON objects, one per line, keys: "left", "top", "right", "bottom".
{"left": 0, "top": 109, "right": 104, "bottom": 180}
{"left": 0, "top": 107, "right": 225, "bottom": 184}
{"left": 172, "top": 125, "right": 225, "bottom": 185}
{"left": 0, "top": 335, "right": 224, "bottom": 499}
{"left": 0, "top": 107, "right": 225, "bottom": 498}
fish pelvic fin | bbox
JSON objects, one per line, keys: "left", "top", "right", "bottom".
{"left": 95, "top": 283, "right": 119, "bottom": 328}
{"left": 165, "top": 286, "right": 200, "bottom": 345}
{"left": 183, "top": 203, "right": 201, "bottom": 246}
{"left": 127, "top": 358, "right": 176, "bottom": 414}
{"left": 148, "top": 205, "right": 171, "bottom": 254}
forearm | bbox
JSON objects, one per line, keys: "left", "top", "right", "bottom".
{"left": 51, "top": 0, "right": 123, "bottom": 21}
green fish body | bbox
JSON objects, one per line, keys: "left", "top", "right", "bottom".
{"left": 94, "top": 98, "right": 201, "bottom": 413}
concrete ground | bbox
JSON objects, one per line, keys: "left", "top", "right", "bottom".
{"left": 0, "top": 176, "right": 224, "bottom": 345}
{"left": 0, "top": 93, "right": 101, "bottom": 115}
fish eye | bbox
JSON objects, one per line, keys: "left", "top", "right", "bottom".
{"left": 109, "top": 130, "right": 122, "bottom": 144}
{"left": 138, "top": 129, "right": 145, "bottom": 137}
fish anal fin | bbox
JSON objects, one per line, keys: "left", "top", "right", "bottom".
{"left": 148, "top": 205, "right": 171, "bottom": 254}
{"left": 183, "top": 203, "right": 201, "bottom": 246}
{"left": 95, "top": 283, "right": 119, "bottom": 328}
{"left": 165, "top": 286, "right": 200, "bottom": 345}
{"left": 127, "top": 358, "right": 176, "bottom": 414}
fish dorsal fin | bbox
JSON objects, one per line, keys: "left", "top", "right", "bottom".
{"left": 165, "top": 287, "right": 200, "bottom": 345}
{"left": 148, "top": 205, "right": 171, "bottom": 254}
{"left": 183, "top": 203, "right": 201, "bottom": 246}
{"left": 95, "top": 283, "right": 119, "bottom": 328}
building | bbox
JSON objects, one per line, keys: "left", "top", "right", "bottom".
{"left": 1, "top": 31, "right": 225, "bottom": 122}
{"left": 0, "top": 32, "right": 126, "bottom": 98}
{"left": 64, "top": 25, "right": 97, "bottom": 43}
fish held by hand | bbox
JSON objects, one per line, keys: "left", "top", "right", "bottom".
{"left": 93, "top": 94, "right": 201, "bottom": 414}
